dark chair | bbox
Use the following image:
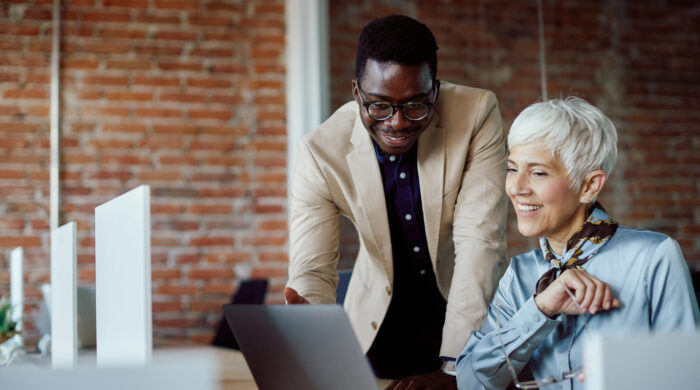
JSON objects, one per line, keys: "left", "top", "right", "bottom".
{"left": 211, "top": 279, "right": 268, "bottom": 349}
{"left": 691, "top": 270, "right": 700, "bottom": 311}
{"left": 336, "top": 269, "right": 352, "bottom": 304}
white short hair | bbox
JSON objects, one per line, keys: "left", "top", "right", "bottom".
{"left": 508, "top": 97, "right": 618, "bottom": 189}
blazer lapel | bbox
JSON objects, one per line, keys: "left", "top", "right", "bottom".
{"left": 347, "top": 115, "right": 394, "bottom": 283}
{"left": 417, "top": 113, "right": 444, "bottom": 268}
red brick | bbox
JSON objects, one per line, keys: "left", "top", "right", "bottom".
{"left": 62, "top": 58, "right": 100, "bottom": 69}
{"left": 151, "top": 204, "right": 186, "bottom": 214}
{"left": 99, "top": 28, "right": 148, "bottom": 39}
{"left": 152, "top": 269, "right": 182, "bottom": 280}
{"left": 135, "top": 13, "right": 181, "bottom": 25}
{"left": 0, "top": 237, "right": 41, "bottom": 248}
{"left": 2, "top": 89, "right": 49, "bottom": 99}
{"left": 199, "top": 157, "right": 245, "bottom": 167}
{"left": 259, "top": 252, "right": 289, "bottom": 262}
{"left": 188, "top": 109, "right": 231, "bottom": 120}
{"left": 257, "top": 220, "right": 287, "bottom": 230}
{"left": 205, "top": 1, "right": 243, "bottom": 12}
{"left": 251, "top": 267, "right": 287, "bottom": 279}
{"left": 136, "top": 171, "right": 182, "bottom": 181}
{"left": 103, "top": 0, "right": 149, "bottom": 9}
{"left": 83, "top": 10, "right": 131, "bottom": 23}
{"left": 190, "top": 48, "right": 233, "bottom": 57}
{"left": 155, "top": 0, "right": 199, "bottom": 11}
{"left": 0, "top": 23, "right": 40, "bottom": 36}
{"left": 189, "top": 204, "right": 233, "bottom": 214}
{"left": 210, "top": 64, "right": 247, "bottom": 74}
{"left": 104, "top": 60, "right": 150, "bottom": 71}
{"left": 153, "top": 124, "right": 198, "bottom": 134}
{"left": 133, "top": 76, "right": 180, "bottom": 86}
{"left": 188, "top": 14, "right": 232, "bottom": 27}
{"left": 154, "top": 31, "right": 198, "bottom": 41}
{"left": 102, "top": 123, "right": 147, "bottom": 133}
{"left": 105, "top": 92, "right": 154, "bottom": 102}
{"left": 0, "top": 122, "right": 42, "bottom": 132}
{"left": 101, "top": 153, "right": 149, "bottom": 165}
{"left": 187, "top": 268, "right": 235, "bottom": 280}
{"left": 175, "top": 253, "right": 200, "bottom": 264}
{"left": 204, "top": 252, "right": 251, "bottom": 263}
{"left": 82, "top": 107, "right": 130, "bottom": 118}
{"left": 134, "top": 108, "right": 182, "bottom": 118}
{"left": 0, "top": 218, "right": 25, "bottom": 230}
{"left": 153, "top": 301, "right": 182, "bottom": 312}
{"left": 158, "top": 62, "right": 203, "bottom": 71}
{"left": 160, "top": 93, "right": 206, "bottom": 103}
{"left": 189, "top": 237, "right": 234, "bottom": 247}
{"left": 190, "top": 141, "right": 235, "bottom": 151}
{"left": 186, "top": 78, "right": 232, "bottom": 88}
{"left": 242, "top": 236, "right": 286, "bottom": 246}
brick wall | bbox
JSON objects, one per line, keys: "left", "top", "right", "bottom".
{"left": 1, "top": 0, "right": 698, "bottom": 347}
{"left": 0, "top": 0, "right": 286, "bottom": 345}
{"left": 330, "top": 0, "right": 700, "bottom": 269}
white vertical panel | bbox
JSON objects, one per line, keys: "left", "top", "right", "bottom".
{"left": 585, "top": 331, "right": 700, "bottom": 389}
{"left": 51, "top": 222, "right": 77, "bottom": 368}
{"left": 285, "top": 0, "right": 330, "bottom": 191}
{"left": 10, "top": 247, "right": 23, "bottom": 345}
{"left": 95, "top": 185, "right": 152, "bottom": 366}
{"left": 49, "top": 0, "right": 61, "bottom": 232}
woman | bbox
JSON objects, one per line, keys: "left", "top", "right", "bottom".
{"left": 455, "top": 97, "right": 699, "bottom": 389}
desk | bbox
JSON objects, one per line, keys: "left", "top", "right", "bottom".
{"left": 2, "top": 345, "right": 392, "bottom": 389}
{"left": 189, "top": 345, "right": 392, "bottom": 389}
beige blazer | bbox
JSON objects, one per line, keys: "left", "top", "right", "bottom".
{"left": 287, "top": 82, "right": 508, "bottom": 358}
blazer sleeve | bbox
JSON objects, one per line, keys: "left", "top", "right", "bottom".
{"left": 442, "top": 90, "right": 509, "bottom": 358}
{"left": 286, "top": 138, "right": 341, "bottom": 304}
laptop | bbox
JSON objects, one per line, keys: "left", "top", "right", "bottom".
{"left": 223, "top": 304, "right": 379, "bottom": 390}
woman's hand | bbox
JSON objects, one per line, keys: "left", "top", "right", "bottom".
{"left": 534, "top": 269, "right": 620, "bottom": 318}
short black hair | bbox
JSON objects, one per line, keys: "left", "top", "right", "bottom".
{"left": 355, "top": 15, "right": 438, "bottom": 81}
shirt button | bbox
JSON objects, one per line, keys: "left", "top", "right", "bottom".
{"left": 399, "top": 172, "right": 406, "bottom": 179}
{"left": 371, "top": 321, "right": 378, "bottom": 330}
{"left": 405, "top": 214, "right": 412, "bottom": 221}
{"left": 389, "top": 155, "right": 396, "bottom": 162}
{"left": 419, "top": 269, "right": 426, "bottom": 275}
{"left": 385, "top": 286, "right": 391, "bottom": 295}
{"left": 413, "top": 246, "right": 420, "bottom": 253}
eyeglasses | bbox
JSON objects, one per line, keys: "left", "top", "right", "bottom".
{"left": 355, "top": 80, "right": 436, "bottom": 121}
{"left": 496, "top": 280, "right": 590, "bottom": 389}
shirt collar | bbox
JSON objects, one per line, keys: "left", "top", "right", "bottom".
{"left": 373, "top": 141, "right": 418, "bottom": 164}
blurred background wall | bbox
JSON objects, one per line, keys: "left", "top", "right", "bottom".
{"left": 1, "top": 0, "right": 698, "bottom": 346}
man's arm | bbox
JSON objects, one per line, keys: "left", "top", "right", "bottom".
{"left": 443, "top": 90, "right": 508, "bottom": 358}
{"left": 286, "top": 139, "right": 341, "bottom": 304}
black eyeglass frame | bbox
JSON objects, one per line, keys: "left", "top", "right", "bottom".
{"left": 355, "top": 79, "right": 439, "bottom": 121}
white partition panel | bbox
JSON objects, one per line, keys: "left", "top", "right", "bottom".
{"left": 51, "top": 222, "right": 77, "bottom": 367}
{"left": 585, "top": 331, "right": 700, "bottom": 389}
{"left": 10, "top": 247, "right": 23, "bottom": 344}
{"left": 95, "top": 185, "right": 152, "bottom": 366}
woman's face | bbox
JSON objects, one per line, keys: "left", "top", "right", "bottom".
{"left": 506, "top": 143, "right": 589, "bottom": 252}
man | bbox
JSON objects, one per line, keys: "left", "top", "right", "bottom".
{"left": 285, "top": 15, "right": 507, "bottom": 389}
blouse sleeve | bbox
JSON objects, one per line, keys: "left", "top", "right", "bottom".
{"left": 456, "top": 266, "right": 560, "bottom": 390}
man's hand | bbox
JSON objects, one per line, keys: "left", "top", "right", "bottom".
{"left": 284, "top": 287, "right": 310, "bottom": 304}
{"left": 534, "top": 269, "right": 620, "bottom": 318}
{"left": 384, "top": 370, "right": 457, "bottom": 390}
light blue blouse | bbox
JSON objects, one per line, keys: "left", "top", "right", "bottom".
{"left": 456, "top": 226, "right": 700, "bottom": 390}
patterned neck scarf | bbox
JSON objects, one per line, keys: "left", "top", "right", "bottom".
{"left": 535, "top": 203, "right": 618, "bottom": 294}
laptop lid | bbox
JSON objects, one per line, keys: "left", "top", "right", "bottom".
{"left": 223, "top": 304, "right": 378, "bottom": 390}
